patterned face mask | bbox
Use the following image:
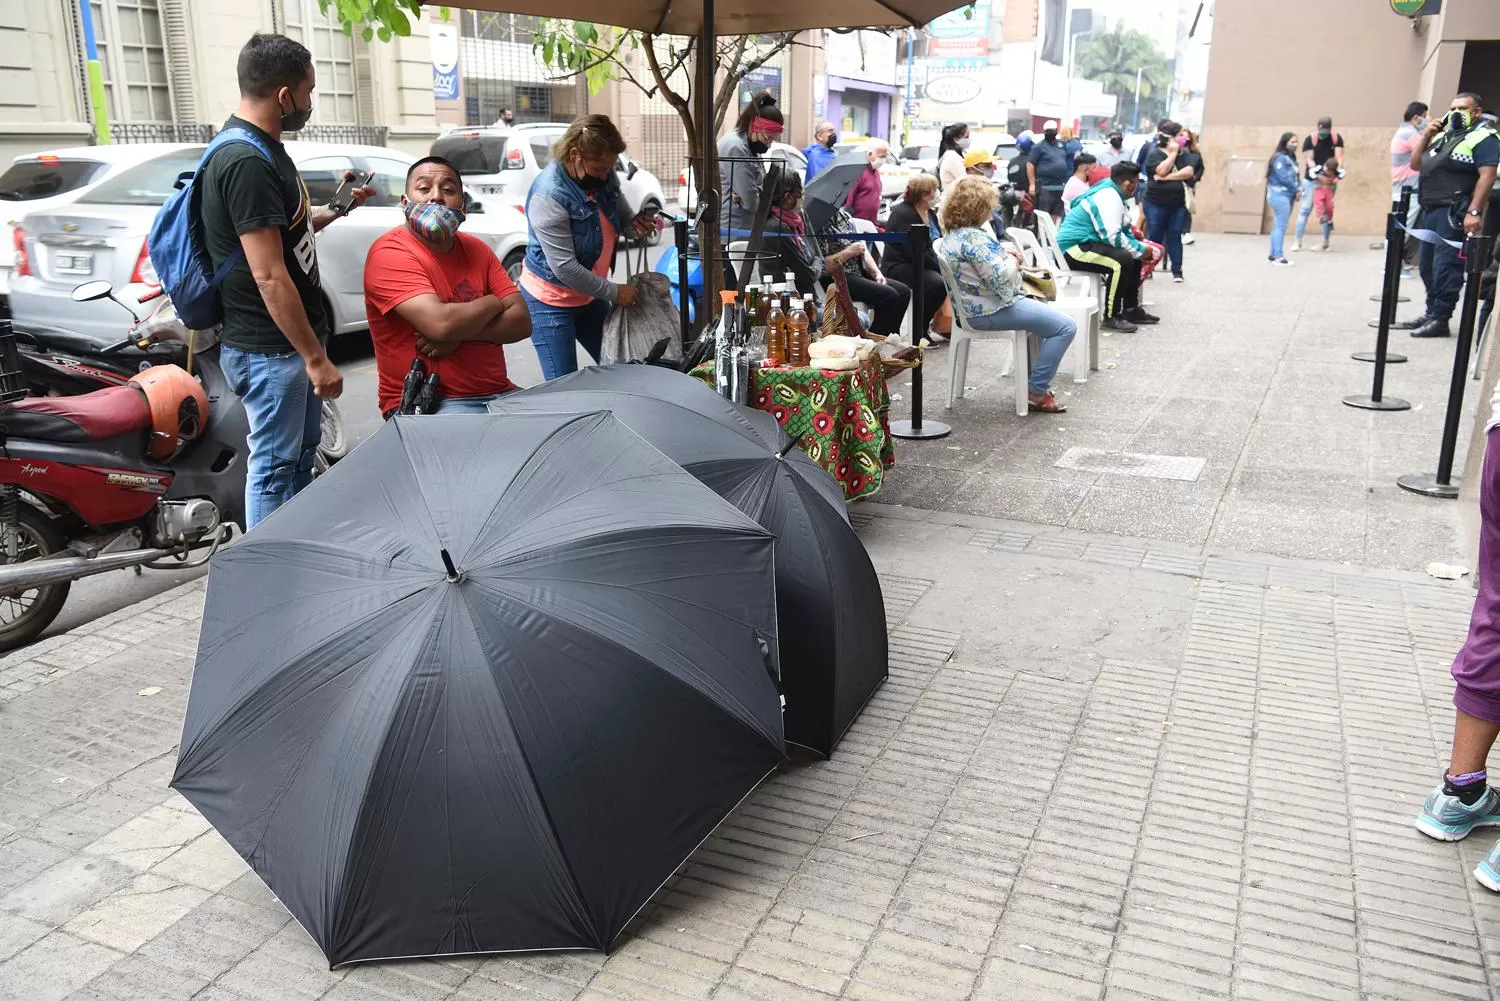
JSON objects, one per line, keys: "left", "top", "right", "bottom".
{"left": 402, "top": 199, "right": 465, "bottom": 244}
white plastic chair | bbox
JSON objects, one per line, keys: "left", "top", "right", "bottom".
{"left": 1034, "top": 213, "right": 1104, "bottom": 381}
{"left": 1005, "top": 228, "right": 1098, "bottom": 384}
{"left": 935, "top": 252, "right": 1035, "bottom": 418}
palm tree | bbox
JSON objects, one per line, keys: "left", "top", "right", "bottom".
{"left": 1077, "top": 26, "right": 1172, "bottom": 129}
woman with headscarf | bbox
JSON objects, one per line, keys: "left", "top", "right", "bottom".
{"left": 718, "top": 91, "right": 785, "bottom": 243}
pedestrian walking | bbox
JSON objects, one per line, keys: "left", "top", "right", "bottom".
{"left": 1027, "top": 120, "right": 1071, "bottom": 221}
{"left": 518, "top": 115, "right": 656, "bottom": 378}
{"left": 1142, "top": 121, "right": 1193, "bottom": 282}
{"left": 1407, "top": 92, "right": 1500, "bottom": 339}
{"left": 937, "top": 122, "right": 970, "bottom": 192}
{"left": 1265, "top": 132, "right": 1301, "bottom": 266}
{"left": 1294, "top": 116, "right": 1343, "bottom": 251}
{"left": 364, "top": 156, "right": 530, "bottom": 416}
{"left": 202, "top": 33, "right": 369, "bottom": 527}
{"left": 1392, "top": 102, "right": 1429, "bottom": 270}
{"left": 803, "top": 121, "right": 838, "bottom": 181}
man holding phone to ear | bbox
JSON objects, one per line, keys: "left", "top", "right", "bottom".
{"left": 200, "top": 33, "right": 375, "bottom": 527}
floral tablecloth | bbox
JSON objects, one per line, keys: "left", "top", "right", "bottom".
{"left": 692, "top": 356, "right": 895, "bottom": 500}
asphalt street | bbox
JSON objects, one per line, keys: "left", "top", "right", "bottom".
{"left": 39, "top": 243, "right": 671, "bottom": 641}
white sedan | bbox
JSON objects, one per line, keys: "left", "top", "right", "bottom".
{"left": 8, "top": 142, "right": 530, "bottom": 343}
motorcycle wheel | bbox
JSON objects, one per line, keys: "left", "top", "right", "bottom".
{"left": 0, "top": 506, "right": 71, "bottom": 652}
{"left": 318, "top": 398, "right": 350, "bottom": 461}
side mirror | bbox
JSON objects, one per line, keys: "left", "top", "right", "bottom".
{"left": 626, "top": 162, "right": 638, "bottom": 180}
{"left": 71, "top": 280, "right": 114, "bottom": 303}
{"left": 469, "top": 200, "right": 484, "bottom": 214}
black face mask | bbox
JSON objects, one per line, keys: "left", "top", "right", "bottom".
{"left": 824, "top": 133, "right": 838, "bottom": 147}
{"left": 279, "top": 92, "right": 313, "bottom": 133}
{"left": 749, "top": 140, "right": 770, "bottom": 155}
{"left": 572, "top": 170, "right": 607, "bottom": 192}
{"left": 1110, "top": 137, "right": 1123, "bottom": 149}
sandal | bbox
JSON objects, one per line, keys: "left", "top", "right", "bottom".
{"left": 1028, "top": 392, "right": 1067, "bottom": 413}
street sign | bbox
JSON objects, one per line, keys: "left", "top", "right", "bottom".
{"left": 431, "top": 24, "right": 459, "bottom": 101}
{"left": 1390, "top": 0, "right": 1441, "bottom": 15}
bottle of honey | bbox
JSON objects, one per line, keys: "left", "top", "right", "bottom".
{"left": 767, "top": 291, "right": 788, "bottom": 366}
{"left": 788, "top": 295, "right": 810, "bottom": 367}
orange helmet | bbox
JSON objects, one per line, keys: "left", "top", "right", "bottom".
{"left": 129, "top": 365, "right": 210, "bottom": 459}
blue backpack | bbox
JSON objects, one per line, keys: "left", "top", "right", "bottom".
{"left": 147, "top": 127, "right": 274, "bottom": 331}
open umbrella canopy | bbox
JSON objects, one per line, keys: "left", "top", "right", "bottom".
{"left": 490, "top": 365, "right": 888, "bottom": 757}
{"left": 424, "top": 0, "right": 966, "bottom": 39}
{"left": 171, "top": 412, "right": 785, "bottom": 965}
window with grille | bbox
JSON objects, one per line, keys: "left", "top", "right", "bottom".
{"left": 89, "top": 0, "right": 174, "bottom": 123}
{"left": 282, "top": 0, "right": 361, "bottom": 124}
{"left": 459, "top": 11, "right": 581, "bottom": 127}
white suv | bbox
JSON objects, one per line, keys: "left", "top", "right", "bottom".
{"left": 431, "top": 124, "right": 666, "bottom": 232}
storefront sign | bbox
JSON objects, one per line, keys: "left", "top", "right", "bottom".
{"left": 1390, "top": 0, "right": 1440, "bottom": 14}
{"left": 928, "top": 37, "right": 987, "bottom": 60}
{"left": 431, "top": 23, "right": 459, "bottom": 101}
{"left": 924, "top": 75, "right": 982, "bottom": 105}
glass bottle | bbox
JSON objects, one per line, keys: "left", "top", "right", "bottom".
{"left": 714, "top": 290, "right": 739, "bottom": 401}
{"left": 767, "top": 291, "right": 788, "bottom": 366}
{"left": 743, "top": 284, "right": 768, "bottom": 365}
{"left": 788, "top": 296, "right": 810, "bottom": 367}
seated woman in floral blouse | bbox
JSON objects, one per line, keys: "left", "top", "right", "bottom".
{"left": 934, "top": 176, "right": 1077, "bottom": 413}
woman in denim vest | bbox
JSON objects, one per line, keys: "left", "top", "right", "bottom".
{"left": 519, "top": 115, "right": 653, "bottom": 379}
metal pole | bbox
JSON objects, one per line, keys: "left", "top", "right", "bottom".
{"left": 1132, "top": 66, "right": 1143, "bottom": 131}
{"left": 674, "top": 217, "right": 690, "bottom": 350}
{"left": 890, "top": 224, "right": 951, "bottom": 441}
{"left": 78, "top": 1, "right": 111, "bottom": 144}
{"left": 1398, "top": 234, "right": 1495, "bottom": 498}
{"left": 1347, "top": 188, "right": 1412, "bottom": 381}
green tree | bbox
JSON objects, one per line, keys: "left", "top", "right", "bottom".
{"left": 1076, "top": 25, "right": 1171, "bottom": 129}
{"left": 317, "top": 0, "right": 440, "bottom": 43}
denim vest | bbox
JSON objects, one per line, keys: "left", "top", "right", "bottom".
{"left": 523, "top": 162, "right": 623, "bottom": 284}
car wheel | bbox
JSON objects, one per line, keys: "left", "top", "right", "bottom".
{"left": 503, "top": 249, "right": 525, "bottom": 284}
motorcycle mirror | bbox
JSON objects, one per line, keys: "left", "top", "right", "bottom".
{"left": 71, "top": 280, "right": 115, "bottom": 303}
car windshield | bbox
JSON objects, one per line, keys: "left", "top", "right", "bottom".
{"left": 0, "top": 158, "right": 110, "bottom": 201}
{"left": 431, "top": 133, "right": 509, "bottom": 175}
{"left": 77, "top": 151, "right": 205, "bottom": 205}
{"left": 901, "top": 146, "right": 938, "bottom": 160}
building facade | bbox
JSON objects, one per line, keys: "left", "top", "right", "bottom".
{"left": 0, "top": 0, "right": 440, "bottom": 166}
{"left": 1197, "top": 0, "right": 1500, "bottom": 235}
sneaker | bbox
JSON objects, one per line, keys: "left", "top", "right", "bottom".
{"left": 1172, "top": 273, "right": 1185, "bottom": 283}
{"left": 1478, "top": 843, "right": 1500, "bottom": 892}
{"left": 1271, "top": 257, "right": 1294, "bottom": 266}
{"left": 1416, "top": 783, "right": 1500, "bottom": 841}
{"left": 1182, "top": 233, "right": 1196, "bottom": 245}
{"left": 1293, "top": 240, "right": 1304, "bottom": 252}
{"left": 1124, "top": 306, "right": 1160, "bottom": 325}
{"left": 1103, "top": 316, "right": 1139, "bottom": 333}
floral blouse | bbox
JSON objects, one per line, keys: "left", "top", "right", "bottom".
{"left": 934, "top": 226, "right": 1022, "bottom": 319}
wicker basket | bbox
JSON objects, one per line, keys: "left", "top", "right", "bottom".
{"left": 820, "top": 267, "right": 868, "bottom": 340}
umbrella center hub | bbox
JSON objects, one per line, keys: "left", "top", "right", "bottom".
{"left": 439, "top": 548, "right": 462, "bottom": 583}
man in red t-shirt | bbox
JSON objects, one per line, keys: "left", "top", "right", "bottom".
{"left": 363, "top": 156, "right": 530, "bottom": 415}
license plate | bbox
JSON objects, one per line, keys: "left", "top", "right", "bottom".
{"left": 480, "top": 186, "right": 504, "bottom": 197}
{"left": 53, "top": 253, "right": 93, "bottom": 275}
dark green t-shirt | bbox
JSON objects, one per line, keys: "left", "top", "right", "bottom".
{"left": 199, "top": 116, "right": 327, "bottom": 352}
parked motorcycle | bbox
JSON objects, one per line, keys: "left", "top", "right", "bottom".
{"left": 12, "top": 289, "right": 350, "bottom": 468}
{"left": 0, "top": 281, "right": 248, "bottom": 648}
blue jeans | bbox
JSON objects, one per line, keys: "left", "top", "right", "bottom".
{"left": 1295, "top": 178, "right": 1316, "bottom": 241}
{"left": 1418, "top": 204, "right": 1464, "bottom": 323}
{"left": 1267, "top": 190, "right": 1294, "bottom": 259}
{"left": 434, "top": 393, "right": 505, "bottom": 414}
{"left": 969, "top": 297, "right": 1077, "bottom": 395}
{"left": 522, "top": 287, "right": 611, "bottom": 380}
{"left": 1143, "top": 201, "right": 1189, "bottom": 275}
{"left": 220, "top": 345, "right": 322, "bottom": 529}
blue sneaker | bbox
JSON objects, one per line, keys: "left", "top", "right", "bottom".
{"left": 1416, "top": 784, "right": 1500, "bottom": 841}
{"left": 1477, "top": 844, "right": 1500, "bottom": 892}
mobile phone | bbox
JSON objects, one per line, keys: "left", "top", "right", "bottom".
{"left": 329, "top": 169, "right": 373, "bottom": 216}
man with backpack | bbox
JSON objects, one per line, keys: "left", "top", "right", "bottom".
{"left": 199, "top": 34, "right": 371, "bottom": 527}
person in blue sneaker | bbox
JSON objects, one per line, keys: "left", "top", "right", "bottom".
{"left": 1418, "top": 381, "right": 1500, "bottom": 890}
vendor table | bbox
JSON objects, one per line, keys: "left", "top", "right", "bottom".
{"left": 692, "top": 356, "right": 895, "bottom": 500}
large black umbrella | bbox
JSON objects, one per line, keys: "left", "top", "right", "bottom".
{"left": 804, "top": 154, "right": 874, "bottom": 229}
{"left": 489, "top": 365, "right": 887, "bottom": 757}
{"left": 171, "top": 412, "right": 785, "bottom": 966}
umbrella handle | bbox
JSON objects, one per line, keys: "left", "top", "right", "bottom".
{"left": 440, "top": 549, "right": 460, "bottom": 582}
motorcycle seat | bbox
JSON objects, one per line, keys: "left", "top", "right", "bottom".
{"left": 0, "top": 386, "right": 152, "bottom": 443}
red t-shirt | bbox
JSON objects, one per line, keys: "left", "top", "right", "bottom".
{"left": 364, "top": 227, "right": 520, "bottom": 414}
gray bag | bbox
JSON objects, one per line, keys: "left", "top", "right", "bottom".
{"left": 601, "top": 247, "right": 682, "bottom": 365}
